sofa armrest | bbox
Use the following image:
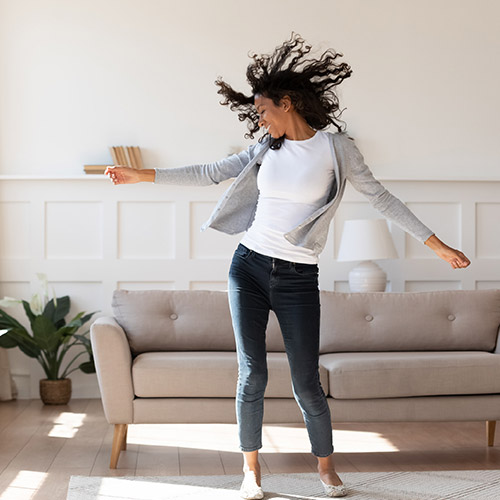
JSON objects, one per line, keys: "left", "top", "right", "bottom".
{"left": 90, "top": 316, "right": 134, "bottom": 424}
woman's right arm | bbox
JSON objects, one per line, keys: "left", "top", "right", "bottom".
{"left": 105, "top": 142, "right": 262, "bottom": 186}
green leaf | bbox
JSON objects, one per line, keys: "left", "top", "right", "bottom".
{"left": 32, "top": 315, "right": 60, "bottom": 352}
{"left": 7, "top": 328, "right": 40, "bottom": 358}
{"left": 22, "top": 300, "right": 37, "bottom": 329}
{"left": 0, "top": 330, "right": 19, "bottom": 348}
{"left": 79, "top": 311, "right": 98, "bottom": 326}
{"left": 18, "top": 342, "right": 41, "bottom": 358}
{"left": 56, "top": 323, "right": 84, "bottom": 342}
{"left": 79, "top": 360, "right": 95, "bottom": 374}
{"left": 56, "top": 311, "right": 98, "bottom": 342}
{"left": 0, "top": 308, "right": 27, "bottom": 331}
{"left": 43, "top": 296, "right": 70, "bottom": 325}
{"left": 41, "top": 298, "right": 56, "bottom": 321}
{"left": 64, "top": 312, "right": 85, "bottom": 330}
{"left": 54, "top": 295, "right": 70, "bottom": 324}
{"left": 74, "top": 333, "right": 90, "bottom": 346}
{"left": 57, "top": 325, "right": 79, "bottom": 338}
{"left": 66, "top": 311, "right": 97, "bottom": 330}
{"left": 57, "top": 326, "right": 78, "bottom": 344}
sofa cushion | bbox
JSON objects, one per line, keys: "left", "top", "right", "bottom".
{"left": 112, "top": 290, "right": 286, "bottom": 354}
{"left": 319, "top": 290, "right": 500, "bottom": 353}
{"left": 320, "top": 351, "right": 500, "bottom": 399}
{"left": 132, "top": 351, "right": 329, "bottom": 398}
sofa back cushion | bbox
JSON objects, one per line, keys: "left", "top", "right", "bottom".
{"left": 112, "top": 289, "right": 500, "bottom": 355}
{"left": 112, "top": 289, "right": 285, "bottom": 354}
{"left": 319, "top": 290, "right": 500, "bottom": 353}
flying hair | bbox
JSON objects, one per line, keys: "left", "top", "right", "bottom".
{"left": 214, "top": 32, "right": 353, "bottom": 149}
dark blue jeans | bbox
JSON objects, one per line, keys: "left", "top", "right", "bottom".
{"left": 228, "top": 243, "right": 333, "bottom": 457}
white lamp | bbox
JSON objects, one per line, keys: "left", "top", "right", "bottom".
{"left": 337, "top": 219, "right": 398, "bottom": 292}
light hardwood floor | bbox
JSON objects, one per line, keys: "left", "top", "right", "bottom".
{"left": 1, "top": 398, "right": 500, "bottom": 499}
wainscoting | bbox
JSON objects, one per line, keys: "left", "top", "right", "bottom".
{"left": 1, "top": 176, "right": 499, "bottom": 397}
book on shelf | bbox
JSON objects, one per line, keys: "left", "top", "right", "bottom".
{"left": 84, "top": 146, "right": 144, "bottom": 174}
{"left": 109, "top": 146, "right": 144, "bottom": 168}
{"left": 110, "top": 147, "right": 119, "bottom": 166}
{"left": 83, "top": 165, "right": 107, "bottom": 174}
{"left": 126, "top": 146, "right": 144, "bottom": 169}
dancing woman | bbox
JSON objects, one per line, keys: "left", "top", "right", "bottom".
{"left": 106, "top": 33, "right": 470, "bottom": 498}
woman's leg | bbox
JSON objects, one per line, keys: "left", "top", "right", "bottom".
{"left": 228, "top": 245, "right": 271, "bottom": 477}
{"left": 240, "top": 450, "right": 264, "bottom": 499}
{"left": 243, "top": 450, "right": 261, "bottom": 486}
{"left": 271, "top": 261, "right": 343, "bottom": 488}
{"left": 272, "top": 262, "right": 333, "bottom": 458}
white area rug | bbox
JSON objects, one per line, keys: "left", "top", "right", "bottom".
{"left": 67, "top": 470, "right": 500, "bottom": 500}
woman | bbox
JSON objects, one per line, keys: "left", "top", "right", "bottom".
{"left": 105, "top": 33, "right": 470, "bottom": 499}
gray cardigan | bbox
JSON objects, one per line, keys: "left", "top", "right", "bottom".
{"left": 154, "top": 131, "right": 434, "bottom": 254}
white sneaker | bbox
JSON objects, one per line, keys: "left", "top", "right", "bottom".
{"left": 239, "top": 471, "right": 264, "bottom": 499}
{"left": 320, "top": 478, "right": 348, "bottom": 497}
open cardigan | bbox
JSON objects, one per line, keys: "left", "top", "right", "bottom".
{"left": 154, "top": 131, "right": 434, "bottom": 254}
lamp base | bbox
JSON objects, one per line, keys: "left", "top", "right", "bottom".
{"left": 348, "top": 260, "right": 388, "bottom": 292}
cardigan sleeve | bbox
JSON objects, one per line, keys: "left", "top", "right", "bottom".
{"left": 154, "top": 142, "right": 260, "bottom": 186}
{"left": 344, "top": 136, "right": 435, "bottom": 244}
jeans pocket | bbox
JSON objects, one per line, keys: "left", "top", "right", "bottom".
{"left": 291, "top": 262, "right": 319, "bottom": 276}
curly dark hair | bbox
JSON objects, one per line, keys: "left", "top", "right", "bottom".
{"left": 214, "top": 32, "right": 353, "bottom": 149}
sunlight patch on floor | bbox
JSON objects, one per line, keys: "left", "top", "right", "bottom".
{"left": 126, "top": 423, "right": 239, "bottom": 452}
{"left": 48, "top": 412, "right": 86, "bottom": 438}
{"left": 0, "top": 470, "right": 48, "bottom": 499}
{"left": 125, "top": 423, "right": 399, "bottom": 453}
{"left": 331, "top": 428, "right": 399, "bottom": 453}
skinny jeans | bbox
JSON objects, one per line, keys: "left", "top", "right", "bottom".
{"left": 227, "top": 243, "right": 333, "bottom": 457}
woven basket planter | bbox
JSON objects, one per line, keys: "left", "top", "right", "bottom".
{"left": 39, "top": 378, "right": 72, "bottom": 405}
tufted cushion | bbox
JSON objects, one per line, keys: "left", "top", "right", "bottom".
{"left": 319, "top": 290, "right": 500, "bottom": 353}
{"left": 112, "top": 289, "right": 286, "bottom": 354}
{"left": 112, "top": 289, "right": 500, "bottom": 355}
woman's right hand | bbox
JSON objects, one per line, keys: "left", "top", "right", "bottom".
{"left": 105, "top": 165, "right": 142, "bottom": 185}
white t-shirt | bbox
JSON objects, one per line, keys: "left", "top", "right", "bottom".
{"left": 240, "top": 130, "right": 335, "bottom": 264}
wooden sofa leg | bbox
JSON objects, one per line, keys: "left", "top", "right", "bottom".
{"left": 121, "top": 425, "right": 128, "bottom": 451}
{"left": 110, "top": 424, "right": 128, "bottom": 469}
{"left": 487, "top": 421, "right": 496, "bottom": 446}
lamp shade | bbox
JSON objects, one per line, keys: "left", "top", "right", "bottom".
{"left": 337, "top": 218, "right": 398, "bottom": 262}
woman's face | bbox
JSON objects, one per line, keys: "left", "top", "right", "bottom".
{"left": 254, "top": 94, "right": 290, "bottom": 138}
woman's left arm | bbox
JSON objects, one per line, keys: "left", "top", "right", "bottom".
{"left": 343, "top": 135, "right": 470, "bottom": 269}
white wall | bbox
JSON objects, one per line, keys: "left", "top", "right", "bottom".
{"left": 0, "top": 0, "right": 499, "bottom": 179}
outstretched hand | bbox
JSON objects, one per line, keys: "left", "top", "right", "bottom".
{"left": 424, "top": 235, "right": 470, "bottom": 269}
{"left": 105, "top": 165, "right": 142, "bottom": 185}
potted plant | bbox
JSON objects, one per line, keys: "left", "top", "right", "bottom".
{"left": 0, "top": 274, "right": 98, "bottom": 405}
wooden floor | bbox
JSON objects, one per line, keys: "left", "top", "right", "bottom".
{"left": 1, "top": 399, "right": 500, "bottom": 499}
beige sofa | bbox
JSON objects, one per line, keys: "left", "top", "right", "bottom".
{"left": 90, "top": 289, "right": 500, "bottom": 468}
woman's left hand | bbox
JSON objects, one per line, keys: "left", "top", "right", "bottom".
{"left": 424, "top": 235, "right": 471, "bottom": 269}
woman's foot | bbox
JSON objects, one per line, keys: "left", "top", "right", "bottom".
{"left": 239, "top": 468, "right": 263, "bottom": 499}
{"left": 318, "top": 463, "right": 347, "bottom": 497}
{"left": 318, "top": 468, "right": 344, "bottom": 487}
{"left": 320, "top": 478, "right": 348, "bottom": 498}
